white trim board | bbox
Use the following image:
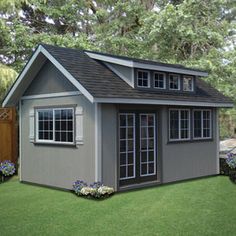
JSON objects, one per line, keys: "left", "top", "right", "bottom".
{"left": 85, "top": 52, "right": 208, "bottom": 77}
{"left": 19, "top": 101, "right": 22, "bottom": 181}
{"left": 22, "top": 91, "right": 81, "bottom": 100}
{"left": 2, "top": 45, "right": 94, "bottom": 107}
{"left": 94, "top": 97, "right": 233, "bottom": 108}
{"left": 95, "top": 103, "right": 102, "bottom": 182}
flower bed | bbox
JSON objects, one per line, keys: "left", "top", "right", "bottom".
{"left": 73, "top": 180, "right": 114, "bottom": 199}
{"left": 0, "top": 160, "right": 16, "bottom": 183}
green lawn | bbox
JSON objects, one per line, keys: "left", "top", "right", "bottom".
{"left": 0, "top": 176, "right": 236, "bottom": 236}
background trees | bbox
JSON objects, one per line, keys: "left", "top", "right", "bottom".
{"left": 0, "top": 0, "right": 235, "bottom": 137}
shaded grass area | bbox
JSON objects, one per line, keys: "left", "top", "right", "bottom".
{"left": 0, "top": 176, "right": 236, "bottom": 236}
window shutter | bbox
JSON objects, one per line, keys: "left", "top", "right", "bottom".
{"left": 29, "top": 109, "right": 35, "bottom": 142}
{"left": 75, "top": 107, "right": 83, "bottom": 145}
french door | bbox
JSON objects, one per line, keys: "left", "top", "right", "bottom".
{"left": 119, "top": 112, "right": 157, "bottom": 186}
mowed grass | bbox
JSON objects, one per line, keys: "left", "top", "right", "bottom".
{"left": 0, "top": 176, "right": 236, "bottom": 236}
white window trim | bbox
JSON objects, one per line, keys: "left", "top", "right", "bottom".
{"left": 183, "top": 75, "right": 194, "bottom": 92}
{"left": 119, "top": 113, "right": 136, "bottom": 180}
{"left": 35, "top": 107, "right": 75, "bottom": 145}
{"left": 169, "top": 109, "right": 191, "bottom": 141}
{"left": 139, "top": 113, "right": 156, "bottom": 177}
{"left": 193, "top": 109, "right": 212, "bottom": 140}
{"left": 137, "top": 70, "right": 150, "bottom": 88}
{"left": 153, "top": 72, "right": 166, "bottom": 89}
{"left": 169, "top": 74, "right": 180, "bottom": 91}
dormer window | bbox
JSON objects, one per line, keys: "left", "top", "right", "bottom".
{"left": 137, "top": 70, "right": 150, "bottom": 88}
{"left": 154, "top": 72, "right": 166, "bottom": 89}
{"left": 169, "top": 74, "right": 180, "bottom": 90}
{"left": 183, "top": 76, "right": 194, "bottom": 91}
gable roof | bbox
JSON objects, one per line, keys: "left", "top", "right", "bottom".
{"left": 2, "top": 44, "right": 233, "bottom": 108}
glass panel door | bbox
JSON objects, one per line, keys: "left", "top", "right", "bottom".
{"left": 139, "top": 114, "right": 156, "bottom": 176}
{"left": 119, "top": 113, "right": 135, "bottom": 180}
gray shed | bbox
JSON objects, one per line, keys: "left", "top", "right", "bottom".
{"left": 2, "top": 44, "right": 233, "bottom": 191}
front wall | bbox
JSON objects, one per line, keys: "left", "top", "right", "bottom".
{"left": 101, "top": 104, "right": 218, "bottom": 190}
{"left": 21, "top": 95, "right": 95, "bottom": 189}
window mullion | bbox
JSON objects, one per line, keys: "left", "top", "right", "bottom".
{"left": 201, "top": 111, "right": 203, "bottom": 138}
{"left": 53, "top": 109, "right": 55, "bottom": 142}
{"left": 179, "top": 110, "right": 181, "bottom": 140}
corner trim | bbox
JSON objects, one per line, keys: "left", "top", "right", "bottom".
{"left": 19, "top": 101, "right": 22, "bottom": 181}
{"left": 95, "top": 103, "right": 102, "bottom": 182}
{"left": 21, "top": 91, "right": 81, "bottom": 100}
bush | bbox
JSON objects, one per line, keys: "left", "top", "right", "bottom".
{"left": 225, "top": 153, "right": 236, "bottom": 184}
{"left": 72, "top": 180, "right": 114, "bottom": 199}
{"left": 220, "top": 157, "right": 230, "bottom": 175}
{"left": 0, "top": 160, "right": 16, "bottom": 177}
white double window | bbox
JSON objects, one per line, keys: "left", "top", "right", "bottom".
{"left": 36, "top": 107, "right": 74, "bottom": 144}
{"left": 169, "top": 109, "right": 212, "bottom": 141}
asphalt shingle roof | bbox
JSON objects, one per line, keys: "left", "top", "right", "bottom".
{"left": 41, "top": 44, "right": 233, "bottom": 105}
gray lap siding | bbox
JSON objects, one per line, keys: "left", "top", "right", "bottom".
{"left": 21, "top": 95, "right": 96, "bottom": 189}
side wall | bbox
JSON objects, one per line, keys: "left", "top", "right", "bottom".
{"left": 21, "top": 95, "right": 95, "bottom": 189}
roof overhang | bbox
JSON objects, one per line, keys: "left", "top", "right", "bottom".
{"left": 2, "top": 45, "right": 94, "bottom": 107}
{"left": 85, "top": 52, "right": 208, "bottom": 77}
{"left": 94, "top": 97, "right": 234, "bottom": 108}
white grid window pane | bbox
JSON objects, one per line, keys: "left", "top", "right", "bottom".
{"left": 119, "top": 113, "right": 135, "bottom": 180}
{"left": 38, "top": 110, "right": 53, "bottom": 141}
{"left": 137, "top": 71, "right": 149, "bottom": 87}
{"left": 169, "top": 75, "right": 179, "bottom": 90}
{"left": 193, "top": 110, "right": 211, "bottom": 139}
{"left": 140, "top": 114, "right": 156, "bottom": 176}
{"left": 169, "top": 109, "right": 190, "bottom": 141}
{"left": 55, "top": 109, "right": 73, "bottom": 142}
{"left": 183, "top": 76, "right": 193, "bottom": 91}
{"left": 154, "top": 73, "right": 165, "bottom": 89}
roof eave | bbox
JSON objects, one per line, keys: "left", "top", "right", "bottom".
{"left": 93, "top": 97, "right": 234, "bottom": 108}
{"left": 85, "top": 52, "right": 208, "bottom": 77}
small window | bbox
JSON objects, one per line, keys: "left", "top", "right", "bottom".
{"left": 154, "top": 72, "right": 166, "bottom": 89}
{"left": 183, "top": 76, "right": 194, "bottom": 91}
{"left": 193, "top": 110, "right": 211, "bottom": 139}
{"left": 169, "top": 109, "right": 190, "bottom": 141}
{"left": 36, "top": 107, "right": 74, "bottom": 144}
{"left": 137, "top": 70, "right": 150, "bottom": 88}
{"left": 169, "top": 74, "right": 180, "bottom": 90}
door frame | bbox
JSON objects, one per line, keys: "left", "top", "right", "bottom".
{"left": 117, "top": 109, "right": 161, "bottom": 188}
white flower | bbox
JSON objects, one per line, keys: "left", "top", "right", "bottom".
{"left": 80, "top": 187, "right": 96, "bottom": 196}
{"left": 97, "top": 186, "right": 114, "bottom": 195}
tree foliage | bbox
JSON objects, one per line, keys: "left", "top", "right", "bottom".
{"left": 0, "top": 0, "right": 235, "bottom": 136}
